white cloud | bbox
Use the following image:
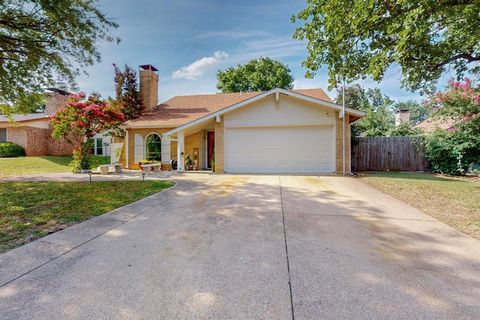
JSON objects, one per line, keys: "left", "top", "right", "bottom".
{"left": 172, "top": 51, "right": 229, "bottom": 80}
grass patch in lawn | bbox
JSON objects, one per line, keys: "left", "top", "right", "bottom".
{"left": 0, "top": 180, "right": 174, "bottom": 252}
{"left": 357, "top": 172, "right": 480, "bottom": 239}
{"left": 0, "top": 156, "right": 110, "bottom": 176}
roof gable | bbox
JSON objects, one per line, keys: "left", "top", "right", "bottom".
{"left": 124, "top": 88, "right": 335, "bottom": 129}
{"left": 165, "top": 88, "right": 365, "bottom": 136}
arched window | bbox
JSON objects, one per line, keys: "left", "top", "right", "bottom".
{"left": 145, "top": 134, "right": 161, "bottom": 161}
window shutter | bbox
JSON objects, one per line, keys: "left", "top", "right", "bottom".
{"left": 161, "top": 137, "right": 171, "bottom": 163}
{"left": 134, "top": 134, "right": 144, "bottom": 162}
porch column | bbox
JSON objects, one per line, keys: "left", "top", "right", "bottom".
{"left": 177, "top": 131, "right": 185, "bottom": 172}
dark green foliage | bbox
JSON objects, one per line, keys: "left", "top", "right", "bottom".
{"left": 113, "top": 64, "right": 144, "bottom": 120}
{"left": 394, "top": 100, "right": 430, "bottom": 125}
{"left": 0, "top": 0, "right": 119, "bottom": 113}
{"left": 217, "top": 57, "right": 294, "bottom": 93}
{"left": 388, "top": 122, "right": 422, "bottom": 137}
{"left": 293, "top": 1, "right": 480, "bottom": 92}
{"left": 0, "top": 142, "right": 25, "bottom": 158}
{"left": 424, "top": 129, "right": 480, "bottom": 175}
{"left": 423, "top": 79, "right": 480, "bottom": 175}
{"left": 336, "top": 85, "right": 395, "bottom": 137}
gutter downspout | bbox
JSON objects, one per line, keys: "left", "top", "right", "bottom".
{"left": 342, "top": 79, "right": 346, "bottom": 176}
{"left": 125, "top": 129, "right": 129, "bottom": 169}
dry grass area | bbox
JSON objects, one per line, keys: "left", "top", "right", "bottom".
{"left": 357, "top": 172, "right": 480, "bottom": 239}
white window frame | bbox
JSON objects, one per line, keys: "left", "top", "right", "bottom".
{"left": 145, "top": 133, "right": 162, "bottom": 162}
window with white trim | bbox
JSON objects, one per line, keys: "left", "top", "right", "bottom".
{"left": 95, "top": 137, "right": 103, "bottom": 155}
{"left": 146, "top": 134, "right": 161, "bottom": 161}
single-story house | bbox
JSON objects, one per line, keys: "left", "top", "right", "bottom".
{"left": 120, "top": 65, "right": 365, "bottom": 174}
{"left": 0, "top": 89, "right": 74, "bottom": 156}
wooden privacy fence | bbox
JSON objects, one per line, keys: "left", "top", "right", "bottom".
{"left": 351, "top": 136, "right": 429, "bottom": 172}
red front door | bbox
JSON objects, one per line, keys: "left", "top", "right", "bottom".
{"left": 207, "top": 132, "right": 215, "bottom": 169}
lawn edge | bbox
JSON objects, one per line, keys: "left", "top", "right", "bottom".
{"left": 0, "top": 180, "right": 179, "bottom": 287}
{"left": 354, "top": 176, "right": 479, "bottom": 240}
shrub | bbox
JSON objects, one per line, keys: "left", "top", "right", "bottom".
{"left": 424, "top": 129, "right": 480, "bottom": 175}
{"left": 388, "top": 122, "right": 422, "bottom": 137}
{"left": 423, "top": 79, "right": 480, "bottom": 175}
{"left": 0, "top": 142, "right": 25, "bottom": 157}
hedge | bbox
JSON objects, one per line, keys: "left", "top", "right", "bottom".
{"left": 0, "top": 142, "right": 26, "bottom": 158}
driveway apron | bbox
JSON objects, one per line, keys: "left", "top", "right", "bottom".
{"left": 0, "top": 175, "right": 479, "bottom": 319}
{"left": 0, "top": 175, "right": 292, "bottom": 320}
{"left": 280, "top": 175, "right": 480, "bottom": 320}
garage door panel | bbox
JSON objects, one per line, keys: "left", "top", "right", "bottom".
{"left": 225, "top": 126, "right": 334, "bottom": 173}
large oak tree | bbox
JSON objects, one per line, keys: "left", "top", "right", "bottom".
{"left": 0, "top": 0, "right": 119, "bottom": 113}
{"left": 292, "top": 1, "right": 480, "bottom": 92}
{"left": 217, "top": 57, "right": 294, "bottom": 93}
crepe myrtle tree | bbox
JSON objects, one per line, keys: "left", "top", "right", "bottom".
{"left": 50, "top": 93, "right": 125, "bottom": 172}
{"left": 424, "top": 78, "right": 480, "bottom": 174}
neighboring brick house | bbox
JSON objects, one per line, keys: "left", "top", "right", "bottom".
{"left": 0, "top": 89, "right": 74, "bottom": 156}
{"left": 119, "top": 65, "right": 365, "bottom": 174}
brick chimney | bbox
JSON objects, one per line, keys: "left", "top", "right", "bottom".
{"left": 395, "top": 109, "right": 411, "bottom": 126}
{"left": 139, "top": 64, "right": 159, "bottom": 111}
{"left": 45, "top": 88, "right": 70, "bottom": 116}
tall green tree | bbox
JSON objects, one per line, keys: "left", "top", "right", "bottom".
{"left": 394, "top": 100, "right": 430, "bottom": 125}
{"left": 337, "top": 85, "right": 395, "bottom": 137}
{"left": 217, "top": 57, "right": 294, "bottom": 93}
{"left": 0, "top": 0, "right": 119, "bottom": 113}
{"left": 292, "top": 1, "right": 480, "bottom": 92}
{"left": 112, "top": 64, "right": 144, "bottom": 120}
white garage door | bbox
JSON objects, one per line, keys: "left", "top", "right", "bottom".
{"left": 225, "top": 126, "right": 335, "bottom": 173}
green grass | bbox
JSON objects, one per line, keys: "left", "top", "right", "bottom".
{"left": 0, "top": 156, "right": 110, "bottom": 176}
{"left": 0, "top": 180, "right": 174, "bottom": 252}
{"left": 357, "top": 172, "right": 480, "bottom": 239}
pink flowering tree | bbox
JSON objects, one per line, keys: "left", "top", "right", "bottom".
{"left": 424, "top": 79, "right": 480, "bottom": 174}
{"left": 50, "top": 92, "right": 125, "bottom": 172}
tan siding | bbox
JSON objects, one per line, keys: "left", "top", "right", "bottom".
{"left": 184, "top": 131, "right": 203, "bottom": 170}
{"left": 6, "top": 127, "right": 27, "bottom": 150}
{"left": 124, "top": 128, "right": 204, "bottom": 170}
{"left": 214, "top": 120, "right": 224, "bottom": 172}
{"left": 335, "top": 113, "right": 351, "bottom": 174}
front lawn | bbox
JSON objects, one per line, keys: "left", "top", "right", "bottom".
{"left": 0, "top": 156, "right": 110, "bottom": 177}
{"left": 357, "top": 172, "right": 480, "bottom": 239}
{"left": 0, "top": 180, "right": 174, "bottom": 252}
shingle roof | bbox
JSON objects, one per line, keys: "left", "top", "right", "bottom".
{"left": 414, "top": 117, "right": 456, "bottom": 133}
{"left": 0, "top": 113, "right": 49, "bottom": 123}
{"left": 125, "top": 88, "right": 333, "bottom": 128}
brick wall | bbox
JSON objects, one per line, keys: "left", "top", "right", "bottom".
{"left": 6, "top": 126, "right": 73, "bottom": 156}
{"left": 45, "top": 92, "right": 69, "bottom": 116}
{"left": 24, "top": 127, "right": 49, "bottom": 156}
{"left": 46, "top": 127, "right": 74, "bottom": 156}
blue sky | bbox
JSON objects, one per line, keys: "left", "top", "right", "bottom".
{"left": 76, "top": 0, "right": 428, "bottom": 103}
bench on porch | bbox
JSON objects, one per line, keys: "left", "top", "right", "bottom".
{"left": 91, "top": 164, "right": 123, "bottom": 175}
{"left": 139, "top": 162, "right": 162, "bottom": 173}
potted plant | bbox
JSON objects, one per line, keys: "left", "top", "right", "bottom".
{"left": 184, "top": 154, "right": 192, "bottom": 171}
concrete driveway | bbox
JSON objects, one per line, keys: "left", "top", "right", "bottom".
{"left": 1, "top": 175, "right": 479, "bottom": 319}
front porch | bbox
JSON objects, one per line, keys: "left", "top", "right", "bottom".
{"left": 122, "top": 120, "right": 218, "bottom": 172}
{"left": 167, "top": 117, "right": 220, "bottom": 172}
